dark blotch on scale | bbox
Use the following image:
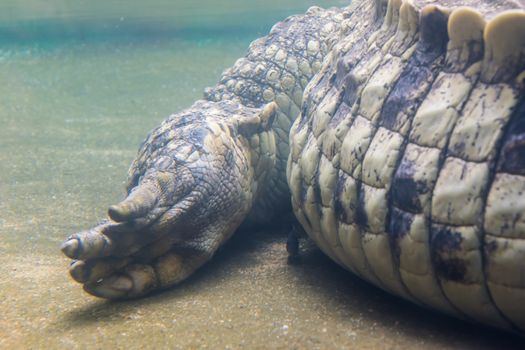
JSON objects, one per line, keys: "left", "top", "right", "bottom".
{"left": 392, "top": 159, "right": 428, "bottom": 213}
{"left": 484, "top": 239, "right": 498, "bottom": 255}
{"left": 393, "top": 177, "right": 426, "bottom": 213}
{"left": 299, "top": 177, "right": 308, "bottom": 206}
{"left": 498, "top": 100, "right": 525, "bottom": 176}
{"left": 354, "top": 180, "right": 368, "bottom": 229}
{"left": 379, "top": 63, "right": 433, "bottom": 131}
{"left": 342, "top": 73, "right": 360, "bottom": 107}
{"left": 430, "top": 224, "right": 467, "bottom": 282}
{"left": 450, "top": 140, "right": 467, "bottom": 156}
{"left": 334, "top": 171, "right": 350, "bottom": 224}
{"left": 388, "top": 207, "right": 415, "bottom": 265}
{"left": 419, "top": 6, "right": 449, "bottom": 54}
{"left": 313, "top": 163, "right": 323, "bottom": 215}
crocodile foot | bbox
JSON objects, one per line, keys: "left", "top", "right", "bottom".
{"left": 61, "top": 100, "right": 277, "bottom": 299}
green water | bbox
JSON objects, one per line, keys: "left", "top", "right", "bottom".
{"left": 0, "top": 1, "right": 522, "bottom": 348}
{"left": 0, "top": 0, "right": 342, "bottom": 255}
{"left": 0, "top": 37, "right": 251, "bottom": 256}
{"left": 0, "top": 0, "right": 345, "bottom": 42}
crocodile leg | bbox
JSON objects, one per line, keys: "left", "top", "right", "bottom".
{"left": 61, "top": 4, "right": 350, "bottom": 299}
{"left": 61, "top": 101, "right": 277, "bottom": 299}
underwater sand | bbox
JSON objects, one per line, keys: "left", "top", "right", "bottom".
{"left": 0, "top": 1, "right": 523, "bottom": 348}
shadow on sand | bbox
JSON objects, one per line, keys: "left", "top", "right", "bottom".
{"left": 60, "top": 226, "right": 523, "bottom": 348}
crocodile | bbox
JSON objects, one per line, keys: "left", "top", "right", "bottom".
{"left": 61, "top": 0, "right": 525, "bottom": 333}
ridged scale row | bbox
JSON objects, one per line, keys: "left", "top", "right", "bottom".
{"left": 288, "top": 0, "right": 525, "bottom": 331}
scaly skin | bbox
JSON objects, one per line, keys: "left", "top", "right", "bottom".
{"left": 61, "top": 7, "right": 349, "bottom": 298}
{"left": 289, "top": 0, "right": 525, "bottom": 332}
{"left": 64, "top": 100, "right": 278, "bottom": 298}
{"left": 62, "top": 0, "right": 525, "bottom": 333}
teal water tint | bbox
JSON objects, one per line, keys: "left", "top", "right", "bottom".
{"left": 0, "top": 38, "right": 247, "bottom": 256}
{"left": 0, "top": 0, "right": 347, "bottom": 43}
{"left": 0, "top": 0, "right": 344, "bottom": 256}
{"left": 1, "top": 2, "right": 524, "bottom": 349}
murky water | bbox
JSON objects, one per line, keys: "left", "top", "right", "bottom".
{"left": 0, "top": 1, "right": 523, "bottom": 348}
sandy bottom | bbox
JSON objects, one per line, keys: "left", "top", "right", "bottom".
{"left": 0, "top": 13, "right": 523, "bottom": 349}
{"left": 1, "top": 230, "right": 523, "bottom": 349}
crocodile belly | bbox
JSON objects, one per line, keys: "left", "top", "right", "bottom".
{"left": 288, "top": 0, "right": 525, "bottom": 332}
